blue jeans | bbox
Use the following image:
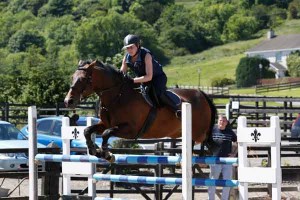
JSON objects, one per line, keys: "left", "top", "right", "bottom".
{"left": 208, "top": 164, "right": 233, "bottom": 200}
{"left": 291, "top": 125, "right": 300, "bottom": 138}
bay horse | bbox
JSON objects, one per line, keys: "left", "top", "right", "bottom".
{"left": 64, "top": 60, "right": 217, "bottom": 162}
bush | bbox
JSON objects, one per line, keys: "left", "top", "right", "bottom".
{"left": 112, "top": 139, "right": 140, "bottom": 149}
{"left": 211, "top": 77, "right": 235, "bottom": 87}
{"left": 236, "top": 57, "right": 270, "bottom": 88}
{"left": 287, "top": 51, "right": 300, "bottom": 77}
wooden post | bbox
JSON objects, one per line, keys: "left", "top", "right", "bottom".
{"left": 61, "top": 117, "right": 96, "bottom": 198}
{"left": 55, "top": 102, "right": 59, "bottom": 116}
{"left": 4, "top": 102, "right": 9, "bottom": 122}
{"left": 43, "top": 148, "right": 60, "bottom": 199}
{"left": 283, "top": 100, "right": 287, "bottom": 132}
{"left": 154, "top": 142, "right": 163, "bottom": 200}
{"left": 238, "top": 116, "right": 281, "bottom": 200}
{"left": 182, "top": 103, "right": 192, "bottom": 200}
{"left": 29, "top": 106, "right": 37, "bottom": 200}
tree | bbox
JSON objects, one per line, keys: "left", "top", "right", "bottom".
{"left": 251, "top": 4, "right": 270, "bottom": 29}
{"left": 156, "top": 4, "right": 207, "bottom": 55}
{"left": 287, "top": 51, "right": 300, "bottom": 77}
{"left": 8, "top": 30, "right": 45, "bottom": 53}
{"left": 222, "top": 12, "right": 258, "bottom": 42}
{"left": 0, "top": 11, "right": 36, "bottom": 48}
{"left": 0, "top": 51, "right": 30, "bottom": 102}
{"left": 236, "top": 57, "right": 270, "bottom": 88}
{"left": 38, "top": 0, "right": 73, "bottom": 17}
{"left": 129, "top": 0, "right": 174, "bottom": 25}
{"left": 7, "top": 0, "right": 47, "bottom": 15}
{"left": 288, "top": 0, "right": 300, "bottom": 19}
{"left": 72, "top": 0, "right": 108, "bottom": 20}
{"left": 191, "top": 3, "right": 237, "bottom": 45}
{"left": 45, "top": 15, "right": 77, "bottom": 46}
{"left": 267, "top": 6, "right": 287, "bottom": 28}
{"left": 74, "top": 11, "right": 158, "bottom": 60}
{"left": 0, "top": 47, "right": 70, "bottom": 105}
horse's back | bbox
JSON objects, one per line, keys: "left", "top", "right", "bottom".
{"left": 171, "top": 88, "right": 215, "bottom": 143}
{"left": 170, "top": 88, "right": 206, "bottom": 107}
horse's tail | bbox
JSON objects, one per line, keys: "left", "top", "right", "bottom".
{"left": 199, "top": 90, "right": 219, "bottom": 153}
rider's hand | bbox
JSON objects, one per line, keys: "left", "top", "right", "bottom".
{"left": 124, "top": 74, "right": 134, "bottom": 84}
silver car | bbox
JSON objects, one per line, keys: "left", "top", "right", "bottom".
{"left": 0, "top": 120, "right": 45, "bottom": 171}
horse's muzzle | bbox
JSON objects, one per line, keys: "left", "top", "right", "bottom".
{"left": 64, "top": 98, "right": 73, "bottom": 108}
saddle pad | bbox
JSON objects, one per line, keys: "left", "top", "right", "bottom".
{"left": 166, "top": 90, "right": 181, "bottom": 106}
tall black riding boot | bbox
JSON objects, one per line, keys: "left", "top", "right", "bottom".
{"left": 159, "top": 93, "right": 181, "bottom": 119}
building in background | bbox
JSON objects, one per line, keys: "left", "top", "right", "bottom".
{"left": 245, "top": 30, "right": 300, "bottom": 78}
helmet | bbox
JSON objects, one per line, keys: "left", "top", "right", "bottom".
{"left": 122, "top": 34, "right": 140, "bottom": 49}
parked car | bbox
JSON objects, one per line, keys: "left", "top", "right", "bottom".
{"left": 0, "top": 120, "right": 45, "bottom": 171}
{"left": 20, "top": 116, "right": 120, "bottom": 149}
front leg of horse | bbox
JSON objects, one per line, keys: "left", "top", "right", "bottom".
{"left": 96, "top": 124, "right": 132, "bottom": 162}
{"left": 84, "top": 123, "right": 105, "bottom": 156}
{"left": 97, "top": 128, "right": 116, "bottom": 162}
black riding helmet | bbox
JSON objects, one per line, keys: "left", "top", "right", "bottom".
{"left": 122, "top": 34, "right": 140, "bottom": 50}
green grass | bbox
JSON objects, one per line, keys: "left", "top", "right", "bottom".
{"left": 164, "top": 19, "right": 300, "bottom": 97}
{"left": 164, "top": 39, "right": 261, "bottom": 86}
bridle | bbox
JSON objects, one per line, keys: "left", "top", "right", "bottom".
{"left": 70, "top": 67, "right": 92, "bottom": 100}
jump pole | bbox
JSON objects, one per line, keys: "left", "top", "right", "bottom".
{"left": 28, "top": 106, "right": 38, "bottom": 200}
{"left": 182, "top": 102, "right": 192, "bottom": 200}
{"left": 35, "top": 154, "right": 238, "bottom": 165}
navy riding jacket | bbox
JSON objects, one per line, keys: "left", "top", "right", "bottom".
{"left": 125, "top": 47, "right": 167, "bottom": 95}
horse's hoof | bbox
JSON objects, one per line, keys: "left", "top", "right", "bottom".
{"left": 107, "top": 153, "right": 115, "bottom": 163}
{"left": 94, "top": 148, "right": 104, "bottom": 158}
{"left": 88, "top": 147, "right": 97, "bottom": 156}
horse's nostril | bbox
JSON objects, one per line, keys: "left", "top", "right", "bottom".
{"left": 64, "top": 99, "right": 73, "bottom": 107}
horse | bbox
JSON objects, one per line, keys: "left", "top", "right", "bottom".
{"left": 64, "top": 60, "right": 217, "bottom": 162}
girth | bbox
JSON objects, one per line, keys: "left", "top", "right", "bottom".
{"left": 135, "top": 106, "right": 157, "bottom": 139}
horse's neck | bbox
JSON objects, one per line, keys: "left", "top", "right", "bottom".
{"left": 98, "top": 83, "right": 141, "bottom": 109}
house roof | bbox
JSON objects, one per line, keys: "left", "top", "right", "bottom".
{"left": 270, "top": 62, "right": 286, "bottom": 71}
{"left": 246, "top": 34, "right": 300, "bottom": 53}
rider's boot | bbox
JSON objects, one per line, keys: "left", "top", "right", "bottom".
{"left": 159, "top": 92, "right": 181, "bottom": 119}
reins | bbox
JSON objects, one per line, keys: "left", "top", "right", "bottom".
{"left": 98, "top": 83, "right": 125, "bottom": 111}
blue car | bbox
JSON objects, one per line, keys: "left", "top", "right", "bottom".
{"left": 20, "top": 116, "right": 119, "bottom": 149}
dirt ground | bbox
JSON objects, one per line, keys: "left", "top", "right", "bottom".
{"left": 0, "top": 175, "right": 299, "bottom": 199}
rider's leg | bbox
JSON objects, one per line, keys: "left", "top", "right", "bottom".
{"left": 159, "top": 91, "right": 181, "bottom": 119}
{"left": 152, "top": 76, "right": 181, "bottom": 119}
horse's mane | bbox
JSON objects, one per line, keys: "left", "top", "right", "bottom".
{"left": 89, "top": 60, "right": 134, "bottom": 85}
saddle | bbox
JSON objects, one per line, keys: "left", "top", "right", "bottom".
{"left": 165, "top": 90, "right": 181, "bottom": 107}
{"left": 140, "top": 85, "right": 181, "bottom": 108}
{"left": 136, "top": 85, "right": 181, "bottom": 139}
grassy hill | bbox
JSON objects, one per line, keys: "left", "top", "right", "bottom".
{"left": 164, "top": 19, "right": 300, "bottom": 97}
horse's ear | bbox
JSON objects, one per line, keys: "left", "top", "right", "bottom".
{"left": 91, "top": 60, "right": 97, "bottom": 65}
{"left": 94, "top": 60, "right": 105, "bottom": 68}
{"left": 78, "top": 60, "right": 84, "bottom": 66}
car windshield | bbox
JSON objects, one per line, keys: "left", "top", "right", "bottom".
{"left": 0, "top": 124, "right": 27, "bottom": 140}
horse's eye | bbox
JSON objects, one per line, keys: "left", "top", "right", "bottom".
{"left": 80, "top": 77, "right": 88, "bottom": 83}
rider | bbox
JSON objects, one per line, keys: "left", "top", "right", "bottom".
{"left": 120, "top": 34, "right": 181, "bottom": 118}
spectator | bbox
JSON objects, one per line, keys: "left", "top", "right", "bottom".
{"left": 208, "top": 115, "right": 237, "bottom": 200}
{"left": 291, "top": 113, "right": 300, "bottom": 138}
